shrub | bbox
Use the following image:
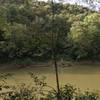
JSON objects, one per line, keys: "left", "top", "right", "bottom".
{"left": 44, "top": 84, "right": 77, "bottom": 100}
{"left": 0, "top": 74, "right": 100, "bottom": 100}
{"left": 75, "top": 91, "right": 100, "bottom": 100}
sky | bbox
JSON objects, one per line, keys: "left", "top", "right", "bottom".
{"left": 65, "top": 0, "right": 100, "bottom": 11}
{"left": 39, "top": 0, "right": 100, "bottom": 11}
{"left": 62, "top": 0, "right": 100, "bottom": 11}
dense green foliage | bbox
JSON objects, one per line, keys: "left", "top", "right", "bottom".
{"left": 0, "top": 0, "right": 100, "bottom": 62}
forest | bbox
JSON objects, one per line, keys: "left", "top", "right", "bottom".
{"left": 0, "top": 0, "right": 100, "bottom": 100}
{"left": 0, "top": 0, "right": 100, "bottom": 63}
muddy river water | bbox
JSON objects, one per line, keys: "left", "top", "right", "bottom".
{"left": 1, "top": 64, "right": 100, "bottom": 91}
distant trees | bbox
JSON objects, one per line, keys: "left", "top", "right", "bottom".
{"left": 69, "top": 13, "right": 100, "bottom": 60}
{"left": 0, "top": 1, "right": 99, "bottom": 62}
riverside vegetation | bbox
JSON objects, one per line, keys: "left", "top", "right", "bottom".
{"left": 0, "top": 0, "right": 100, "bottom": 100}
{"left": 0, "top": 73, "right": 100, "bottom": 100}
{"left": 0, "top": 0, "right": 100, "bottom": 63}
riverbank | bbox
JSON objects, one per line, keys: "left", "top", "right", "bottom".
{"left": 0, "top": 60, "right": 100, "bottom": 70}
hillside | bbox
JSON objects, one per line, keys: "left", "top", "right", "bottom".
{"left": 0, "top": 1, "right": 100, "bottom": 63}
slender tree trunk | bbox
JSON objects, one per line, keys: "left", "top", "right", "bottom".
{"left": 51, "top": 0, "right": 61, "bottom": 100}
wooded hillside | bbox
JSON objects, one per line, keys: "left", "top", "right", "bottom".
{"left": 0, "top": 0, "right": 100, "bottom": 62}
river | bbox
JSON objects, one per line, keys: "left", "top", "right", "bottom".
{"left": 0, "top": 63, "right": 100, "bottom": 91}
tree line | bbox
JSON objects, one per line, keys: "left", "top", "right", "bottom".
{"left": 0, "top": 0, "right": 100, "bottom": 62}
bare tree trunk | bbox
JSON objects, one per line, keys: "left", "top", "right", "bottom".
{"left": 51, "top": 0, "right": 61, "bottom": 100}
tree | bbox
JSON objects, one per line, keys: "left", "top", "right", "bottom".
{"left": 69, "top": 13, "right": 100, "bottom": 60}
